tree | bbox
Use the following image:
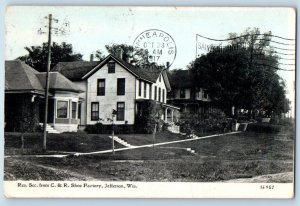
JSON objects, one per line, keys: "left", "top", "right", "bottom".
{"left": 190, "top": 28, "right": 289, "bottom": 117}
{"left": 18, "top": 42, "right": 83, "bottom": 72}
{"left": 105, "top": 44, "right": 150, "bottom": 67}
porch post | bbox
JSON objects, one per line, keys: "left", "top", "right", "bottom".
{"left": 165, "top": 108, "right": 168, "bottom": 122}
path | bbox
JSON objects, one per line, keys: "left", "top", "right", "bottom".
{"left": 4, "top": 131, "right": 241, "bottom": 158}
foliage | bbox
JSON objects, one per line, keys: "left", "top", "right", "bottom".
{"left": 104, "top": 43, "right": 150, "bottom": 67}
{"left": 247, "top": 123, "right": 282, "bottom": 133}
{"left": 189, "top": 28, "right": 289, "bottom": 116}
{"left": 17, "top": 42, "right": 83, "bottom": 72}
{"left": 135, "top": 100, "right": 163, "bottom": 134}
{"left": 5, "top": 94, "right": 40, "bottom": 133}
{"left": 84, "top": 123, "right": 134, "bottom": 134}
{"left": 177, "top": 110, "right": 231, "bottom": 135}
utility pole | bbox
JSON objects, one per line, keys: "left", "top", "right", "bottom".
{"left": 42, "top": 14, "right": 52, "bottom": 152}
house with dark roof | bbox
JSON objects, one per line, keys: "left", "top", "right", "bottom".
{"left": 5, "top": 60, "right": 82, "bottom": 133}
{"left": 167, "top": 69, "right": 214, "bottom": 119}
{"left": 52, "top": 54, "right": 179, "bottom": 129}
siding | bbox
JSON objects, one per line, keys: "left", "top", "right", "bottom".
{"left": 86, "top": 62, "right": 136, "bottom": 125}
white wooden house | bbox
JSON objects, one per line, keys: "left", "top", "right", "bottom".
{"left": 52, "top": 54, "right": 179, "bottom": 129}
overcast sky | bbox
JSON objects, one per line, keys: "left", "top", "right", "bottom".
{"left": 5, "top": 6, "right": 295, "bottom": 115}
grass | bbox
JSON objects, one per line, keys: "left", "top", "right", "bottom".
{"left": 119, "top": 131, "right": 187, "bottom": 146}
{"left": 4, "top": 128, "right": 294, "bottom": 182}
{"left": 5, "top": 132, "right": 123, "bottom": 155}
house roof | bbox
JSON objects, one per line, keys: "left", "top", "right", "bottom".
{"left": 5, "top": 60, "right": 44, "bottom": 94}
{"left": 51, "top": 61, "right": 99, "bottom": 81}
{"left": 52, "top": 54, "right": 171, "bottom": 91}
{"left": 5, "top": 60, "right": 82, "bottom": 94}
{"left": 167, "top": 69, "right": 194, "bottom": 89}
{"left": 82, "top": 54, "right": 165, "bottom": 83}
{"left": 36, "top": 72, "right": 83, "bottom": 93}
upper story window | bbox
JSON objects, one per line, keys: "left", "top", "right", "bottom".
{"left": 97, "top": 79, "right": 105, "bottom": 96}
{"left": 144, "top": 83, "right": 147, "bottom": 98}
{"left": 57, "top": 101, "right": 68, "bottom": 118}
{"left": 138, "top": 80, "right": 142, "bottom": 96}
{"left": 117, "top": 78, "right": 125, "bottom": 95}
{"left": 149, "top": 85, "right": 152, "bottom": 99}
{"left": 154, "top": 86, "right": 157, "bottom": 100}
{"left": 158, "top": 88, "right": 161, "bottom": 102}
{"left": 180, "top": 89, "right": 186, "bottom": 98}
{"left": 159, "top": 75, "right": 161, "bottom": 82}
{"left": 108, "top": 62, "right": 115, "bottom": 73}
{"left": 162, "top": 89, "right": 165, "bottom": 103}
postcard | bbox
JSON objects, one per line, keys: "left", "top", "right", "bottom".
{"left": 4, "top": 6, "right": 295, "bottom": 198}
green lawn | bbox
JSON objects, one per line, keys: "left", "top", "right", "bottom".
{"left": 4, "top": 128, "right": 294, "bottom": 182}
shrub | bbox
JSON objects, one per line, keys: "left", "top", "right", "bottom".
{"left": 135, "top": 100, "right": 163, "bottom": 134}
{"left": 177, "top": 110, "right": 232, "bottom": 135}
{"left": 84, "top": 123, "right": 134, "bottom": 134}
{"left": 247, "top": 123, "right": 282, "bottom": 133}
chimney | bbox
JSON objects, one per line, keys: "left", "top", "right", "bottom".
{"left": 90, "top": 54, "right": 94, "bottom": 62}
{"left": 166, "top": 62, "right": 170, "bottom": 70}
{"left": 119, "top": 48, "right": 124, "bottom": 59}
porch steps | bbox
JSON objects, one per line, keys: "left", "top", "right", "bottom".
{"left": 39, "top": 123, "right": 61, "bottom": 134}
{"left": 108, "top": 136, "right": 132, "bottom": 148}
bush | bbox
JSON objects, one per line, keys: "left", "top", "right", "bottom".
{"left": 247, "top": 123, "right": 282, "bottom": 133}
{"left": 84, "top": 123, "right": 134, "bottom": 134}
{"left": 177, "top": 110, "right": 231, "bottom": 135}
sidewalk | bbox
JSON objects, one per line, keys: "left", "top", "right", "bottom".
{"left": 4, "top": 131, "right": 241, "bottom": 158}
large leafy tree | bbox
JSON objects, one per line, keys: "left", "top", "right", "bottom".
{"left": 17, "top": 42, "right": 83, "bottom": 72}
{"left": 190, "top": 28, "right": 289, "bottom": 117}
{"left": 104, "top": 44, "right": 150, "bottom": 67}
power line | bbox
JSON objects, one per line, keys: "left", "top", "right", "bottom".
{"left": 196, "top": 33, "right": 295, "bottom": 42}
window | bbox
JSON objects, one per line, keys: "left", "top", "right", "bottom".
{"left": 97, "top": 79, "right": 105, "bottom": 96}
{"left": 180, "top": 89, "right": 185, "bottom": 98}
{"left": 144, "top": 83, "right": 147, "bottom": 98}
{"left": 162, "top": 89, "right": 165, "bottom": 103}
{"left": 154, "top": 86, "right": 157, "bottom": 100}
{"left": 108, "top": 62, "right": 115, "bottom": 73}
{"left": 117, "top": 78, "right": 125, "bottom": 95}
{"left": 91, "top": 102, "right": 99, "bottom": 121}
{"left": 138, "top": 80, "right": 142, "bottom": 96}
{"left": 158, "top": 88, "right": 161, "bottom": 102}
{"left": 159, "top": 75, "right": 161, "bottom": 82}
{"left": 57, "top": 101, "right": 68, "bottom": 118}
{"left": 72, "top": 102, "right": 77, "bottom": 119}
{"left": 117, "top": 102, "right": 125, "bottom": 121}
{"left": 78, "top": 103, "right": 81, "bottom": 119}
{"left": 149, "top": 85, "right": 152, "bottom": 99}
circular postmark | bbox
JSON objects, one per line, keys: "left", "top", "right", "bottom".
{"left": 133, "top": 29, "right": 177, "bottom": 67}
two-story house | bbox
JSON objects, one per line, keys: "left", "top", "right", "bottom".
{"left": 167, "top": 69, "right": 214, "bottom": 119}
{"left": 52, "top": 54, "right": 179, "bottom": 129}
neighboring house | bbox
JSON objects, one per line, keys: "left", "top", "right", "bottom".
{"left": 167, "top": 69, "right": 215, "bottom": 119}
{"left": 5, "top": 60, "right": 82, "bottom": 133}
{"left": 52, "top": 54, "right": 179, "bottom": 129}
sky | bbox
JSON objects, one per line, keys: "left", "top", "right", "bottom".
{"left": 5, "top": 6, "right": 296, "bottom": 115}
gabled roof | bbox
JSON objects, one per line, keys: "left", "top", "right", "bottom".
{"left": 82, "top": 54, "right": 164, "bottom": 83}
{"left": 52, "top": 61, "right": 99, "bottom": 81}
{"left": 36, "top": 72, "right": 83, "bottom": 93}
{"left": 167, "top": 69, "right": 194, "bottom": 89}
{"left": 5, "top": 60, "right": 82, "bottom": 94}
{"left": 5, "top": 60, "right": 44, "bottom": 94}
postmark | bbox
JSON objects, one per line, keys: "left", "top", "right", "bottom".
{"left": 133, "top": 29, "right": 176, "bottom": 67}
